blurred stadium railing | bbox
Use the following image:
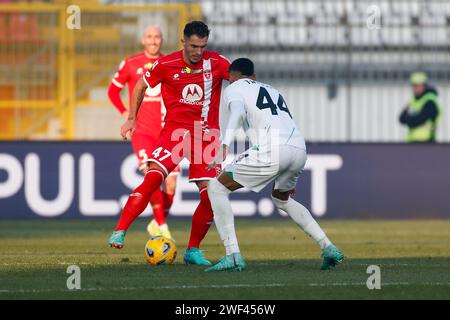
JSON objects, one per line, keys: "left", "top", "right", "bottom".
{"left": 1, "top": 0, "right": 449, "bottom": 142}
{"left": 199, "top": 0, "right": 450, "bottom": 142}
{"left": 0, "top": 0, "right": 201, "bottom": 140}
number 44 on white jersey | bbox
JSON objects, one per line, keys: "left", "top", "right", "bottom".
{"left": 222, "top": 79, "right": 306, "bottom": 150}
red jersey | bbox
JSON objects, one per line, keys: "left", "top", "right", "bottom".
{"left": 111, "top": 52, "right": 164, "bottom": 137}
{"left": 142, "top": 50, "right": 230, "bottom": 130}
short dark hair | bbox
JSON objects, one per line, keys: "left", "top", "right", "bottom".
{"left": 184, "top": 21, "right": 210, "bottom": 38}
{"left": 229, "top": 58, "right": 254, "bottom": 76}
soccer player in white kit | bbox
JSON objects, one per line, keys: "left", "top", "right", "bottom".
{"left": 205, "top": 58, "right": 344, "bottom": 272}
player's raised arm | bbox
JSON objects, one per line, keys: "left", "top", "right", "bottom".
{"left": 120, "top": 77, "right": 146, "bottom": 140}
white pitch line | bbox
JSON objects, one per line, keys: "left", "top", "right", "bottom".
{"left": 0, "top": 283, "right": 285, "bottom": 294}
{"left": 1, "top": 282, "right": 449, "bottom": 294}
{"left": 0, "top": 262, "right": 95, "bottom": 266}
{"left": 307, "top": 282, "right": 450, "bottom": 287}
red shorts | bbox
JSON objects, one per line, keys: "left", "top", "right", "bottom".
{"left": 131, "top": 132, "right": 180, "bottom": 175}
{"left": 148, "top": 124, "right": 221, "bottom": 182}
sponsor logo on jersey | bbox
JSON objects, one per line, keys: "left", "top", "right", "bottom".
{"left": 181, "top": 67, "right": 202, "bottom": 74}
{"left": 180, "top": 84, "right": 203, "bottom": 105}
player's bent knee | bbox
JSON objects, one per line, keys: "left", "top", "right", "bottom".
{"left": 271, "top": 195, "right": 289, "bottom": 211}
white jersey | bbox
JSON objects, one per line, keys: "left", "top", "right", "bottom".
{"left": 223, "top": 78, "right": 306, "bottom": 150}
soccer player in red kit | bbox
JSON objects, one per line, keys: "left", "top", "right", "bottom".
{"left": 109, "top": 21, "right": 230, "bottom": 265}
{"left": 107, "top": 25, "right": 178, "bottom": 240}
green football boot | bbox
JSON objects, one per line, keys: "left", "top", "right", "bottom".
{"left": 205, "top": 253, "right": 246, "bottom": 272}
{"left": 183, "top": 247, "right": 212, "bottom": 266}
{"left": 320, "top": 244, "right": 345, "bottom": 270}
{"left": 109, "top": 230, "right": 126, "bottom": 249}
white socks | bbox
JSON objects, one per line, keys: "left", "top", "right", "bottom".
{"left": 207, "top": 179, "right": 240, "bottom": 255}
{"left": 207, "top": 177, "right": 331, "bottom": 254}
{"left": 272, "top": 196, "right": 332, "bottom": 250}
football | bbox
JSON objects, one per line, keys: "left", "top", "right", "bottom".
{"left": 144, "top": 236, "right": 177, "bottom": 266}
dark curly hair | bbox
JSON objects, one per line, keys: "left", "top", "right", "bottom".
{"left": 229, "top": 58, "right": 255, "bottom": 76}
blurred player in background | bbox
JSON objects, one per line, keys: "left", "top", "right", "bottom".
{"left": 399, "top": 71, "right": 442, "bottom": 143}
{"left": 109, "top": 21, "right": 230, "bottom": 266}
{"left": 206, "top": 58, "right": 344, "bottom": 271}
{"left": 108, "top": 25, "right": 178, "bottom": 239}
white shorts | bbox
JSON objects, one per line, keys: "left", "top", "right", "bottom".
{"left": 224, "top": 144, "right": 307, "bottom": 192}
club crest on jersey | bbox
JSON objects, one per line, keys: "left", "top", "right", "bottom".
{"left": 146, "top": 62, "right": 153, "bottom": 69}
{"left": 180, "top": 84, "right": 203, "bottom": 105}
{"left": 181, "top": 67, "right": 202, "bottom": 74}
{"left": 204, "top": 69, "right": 212, "bottom": 80}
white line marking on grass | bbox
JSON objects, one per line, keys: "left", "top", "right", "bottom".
{"left": 0, "top": 283, "right": 285, "bottom": 294}
{"left": 306, "top": 282, "right": 450, "bottom": 287}
{"left": 1, "top": 282, "right": 449, "bottom": 294}
{"left": 380, "top": 264, "right": 417, "bottom": 266}
{"left": 0, "top": 262, "right": 94, "bottom": 266}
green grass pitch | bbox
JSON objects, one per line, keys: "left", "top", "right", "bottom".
{"left": 0, "top": 219, "right": 449, "bottom": 299}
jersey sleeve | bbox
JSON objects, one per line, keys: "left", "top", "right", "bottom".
{"left": 111, "top": 59, "right": 129, "bottom": 89}
{"left": 142, "top": 60, "right": 164, "bottom": 88}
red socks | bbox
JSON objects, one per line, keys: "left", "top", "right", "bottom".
{"left": 149, "top": 188, "right": 166, "bottom": 226}
{"left": 187, "top": 188, "right": 214, "bottom": 249}
{"left": 116, "top": 172, "right": 213, "bottom": 251}
{"left": 162, "top": 191, "right": 175, "bottom": 218}
{"left": 115, "top": 169, "right": 165, "bottom": 231}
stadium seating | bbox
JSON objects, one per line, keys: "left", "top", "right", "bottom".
{"left": 104, "top": 0, "right": 450, "bottom": 49}
{"left": 200, "top": 0, "right": 450, "bottom": 48}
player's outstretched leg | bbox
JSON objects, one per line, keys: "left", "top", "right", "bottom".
{"left": 109, "top": 168, "right": 165, "bottom": 249}
{"left": 271, "top": 195, "right": 344, "bottom": 270}
{"left": 184, "top": 187, "right": 213, "bottom": 265}
{"left": 205, "top": 178, "right": 246, "bottom": 272}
